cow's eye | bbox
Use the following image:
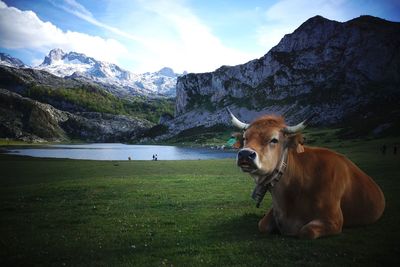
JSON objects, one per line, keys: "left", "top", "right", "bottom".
{"left": 270, "top": 138, "right": 278, "bottom": 144}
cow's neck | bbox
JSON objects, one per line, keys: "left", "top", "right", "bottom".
{"left": 251, "top": 146, "right": 289, "bottom": 208}
{"left": 257, "top": 146, "right": 289, "bottom": 188}
{"left": 270, "top": 149, "right": 305, "bottom": 195}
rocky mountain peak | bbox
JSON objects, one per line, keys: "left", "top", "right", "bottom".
{"left": 64, "top": 51, "right": 97, "bottom": 65}
{"left": 273, "top": 16, "right": 340, "bottom": 53}
{"left": 2, "top": 48, "right": 180, "bottom": 97}
{"left": 157, "top": 67, "right": 176, "bottom": 77}
{"left": 32, "top": 48, "right": 179, "bottom": 97}
{"left": 41, "top": 48, "right": 66, "bottom": 66}
{"left": 300, "top": 15, "right": 333, "bottom": 27}
{"left": 171, "top": 15, "right": 400, "bottom": 137}
{"left": 0, "top": 52, "right": 27, "bottom": 68}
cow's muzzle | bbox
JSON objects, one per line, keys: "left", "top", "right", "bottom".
{"left": 237, "top": 148, "right": 257, "bottom": 172}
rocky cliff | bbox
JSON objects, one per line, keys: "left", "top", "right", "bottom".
{"left": 0, "top": 89, "right": 68, "bottom": 142}
{"left": 0, "top": 89, "right": 153, "bottom": 142}
{"left": 172, "top": 16, "right": 400, "bottom": 135}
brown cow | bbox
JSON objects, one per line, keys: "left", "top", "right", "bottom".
{"left": 228, "top": 109, "right": 385, "bottom": 239}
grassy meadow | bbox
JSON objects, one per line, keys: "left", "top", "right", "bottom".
{"left": 0, "top": 134, "right": 399, "bottom": 266}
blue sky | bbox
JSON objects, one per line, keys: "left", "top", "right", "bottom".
{"left": 1, "top": 0, "right": 399, "bottom": 73}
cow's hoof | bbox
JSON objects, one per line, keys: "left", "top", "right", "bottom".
{"left": 299, "top": 221, "right": 323, "bottom": 239}
{"left": 299, "top": 227, "right": 319, "bottom": 239}
{"left": 258, "top": 219, "right": 269, "bottom": 233}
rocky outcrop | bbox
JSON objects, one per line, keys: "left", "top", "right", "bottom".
{"left": 0, "top": 89, "right": 69, "bottom": 142}
{"left": 0, "top": 89, "right": 153, "bottom": 142}
{"left": 62, "top": 112, "right": 153, "bottom": 142}
{"left": 173, "top": 16, "right": 400, "bottom": 133}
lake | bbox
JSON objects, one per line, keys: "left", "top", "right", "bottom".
{"left": 4, "top": 143, "right": 237, "bottom": 161}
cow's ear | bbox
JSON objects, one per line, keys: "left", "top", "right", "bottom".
{"left": 231, "top": 132, "right": 244, "bottom": 149}
{"left": 296, "top": 143, "right": 305, "bottom": 153}
{"left": 233, "top": 140, "right": 243, "bottom": 149}
{"left": 286, "top": 133, "right": 304, "bottom": 153}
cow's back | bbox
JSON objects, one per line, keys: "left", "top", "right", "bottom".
{"left": 291, "top": 147, "right": 385, "bottom": 227}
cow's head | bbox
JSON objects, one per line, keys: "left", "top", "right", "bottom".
{"left": 227, "top": 109, "right": 309, "bottom": 177}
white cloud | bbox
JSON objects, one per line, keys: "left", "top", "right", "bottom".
{"left": 53, "top": 0, "right": 258, "bottom": 73}
{"left": 0, "top": 0, "right": 127, "bottom": 65}
{"left": 0, "top": 0, "right": 261, "bottom": 73}
{"left": 49, "top": 0, "right": 149, "bottom": 45}
{"left": 1, "top": 0, "right": 399, "bottom": 73}
{"left": 256, "top": 0, "right": 350, "bottom": 50}
{"left": 133, "top": 0, "right": 256, "bottom": 73}
{"left": 31, "top": 58, "right": 44, "bottom": 67}
{"left": 63, "top": 0, "right": 92, "bottom": 18}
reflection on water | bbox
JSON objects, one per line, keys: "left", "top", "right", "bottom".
{"left": 5, "top": 143, "right": 236, "bottom": 161}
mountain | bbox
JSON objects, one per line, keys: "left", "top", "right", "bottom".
{"left": 0, "top": 63, "right": 176, "bottom": 142}
{"left": 37, "top": 48, "right": 132, "bottom": 81}
{"left": 0, "top": 88, "right": 153, "bottom": 142}
{"left": 35, "top": 49, "right": 179, "bottom": 97}
{"left": 162, "top": 15, "right": 400, "bottom": 138}
{"left": 0, "top": 64, "right": 174, "bottom": 122}
{"left": 0, "top": 50, "right": 177, "bottom": 142}
{"left": 0, "top": 53, "right": 27, "bottom": 68}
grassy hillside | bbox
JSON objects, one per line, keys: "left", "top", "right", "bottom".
{"left": 160, "top": 124, "right": 397, "bottom": 148}
{"left": 0, "top": 136, "right": 399, "bottom": 266}
{"left": 0, "top": 66, "right": 175, "bottom": 124}
{"left": 26, "top": 85, "right": 174, "bottom": 123}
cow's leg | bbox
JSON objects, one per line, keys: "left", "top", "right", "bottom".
{"left": 258, "top": 208, "right": 279, "bottom": 234}
{"left": 298, "top": 218, "right": 343, "bottom": 239}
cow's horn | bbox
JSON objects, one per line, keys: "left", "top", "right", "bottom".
{"left": 226, "top": 108, "right": 249, "bottom": 130}
{"left": 283, "top": 113, "right": 316, "bottom": 134}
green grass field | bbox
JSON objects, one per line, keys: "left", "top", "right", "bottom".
{"left": 0, "top": 136, "right": 399, "bottom": 266}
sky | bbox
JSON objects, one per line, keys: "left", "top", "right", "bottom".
{"left": 0, "top": 0, "right": 399, "bottom": 74}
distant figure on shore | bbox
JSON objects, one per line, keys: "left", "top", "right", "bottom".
{"left": 381, "top": 144, "right": 387, "bottom": 155}
{"left": 155, "top": 154, "right": 158, "bottom": 161}
{"left": 128, "top": 156, "right": 131, "bottom": 161}
{"left": 394, "top": 144, "right": 397, "bottom": 155}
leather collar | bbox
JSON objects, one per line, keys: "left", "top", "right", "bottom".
{"left": 251, "top": 147, "right": 288, "bottom": 208}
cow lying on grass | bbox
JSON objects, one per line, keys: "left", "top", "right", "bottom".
{"left": 228, "top": 109, "right": 385, "bottom": 239}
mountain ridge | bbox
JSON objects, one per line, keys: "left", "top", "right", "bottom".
{"left": 36, "top": 48, "right": 180, "bottom": 97}
{"left": 163, "top": 15, "right": 400, "bottom": 139}
{"left": 0, "top": 52, "right": 28, "bottom": 68}
{"left": 0, "top": 49, "right": 181, "bottom": 97}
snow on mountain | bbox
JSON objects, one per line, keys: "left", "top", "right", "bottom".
{"left": 35, "top": 49, "right": 179, "bottom": 97}
{"left": 0, "top": 52, "right": 27, "bottom": 68}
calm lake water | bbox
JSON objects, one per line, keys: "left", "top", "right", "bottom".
{"left": 4, "top": 143, "right": 236, "bottom": 161}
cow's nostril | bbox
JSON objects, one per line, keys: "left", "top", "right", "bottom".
{"left": 238, "top": 149, "right": 257, "bottom": 161}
